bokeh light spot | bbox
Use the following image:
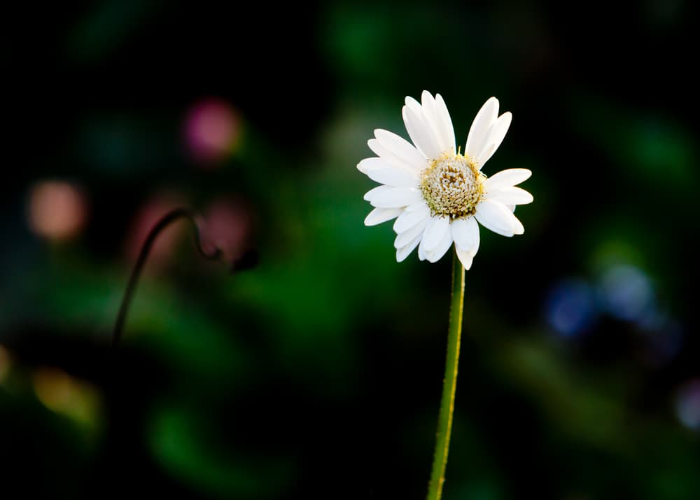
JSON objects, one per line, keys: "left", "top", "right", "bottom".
{"left": 675, "top": 379, "right": 700, "bottom": 431}
{"left": 28, "top": 181, "right": 88, "bottom": 241}
{"left": 545, "top": 279, "right": 598, "bottom": 337}
{"left": 32, "top": 367, "right": 102, "bottom": 428}
{"left": 184, "top": 98, "right": 242, "bottom": 165}
{"left": 599, "top": 264, "right": 654, "bottom": 321}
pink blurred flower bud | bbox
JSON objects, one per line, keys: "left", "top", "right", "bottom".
{"left": 197, "top": 198, "right": 255, "bottom": 269}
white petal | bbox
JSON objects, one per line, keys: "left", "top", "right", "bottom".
{"left": 396, "top": 232, "right": 423, "bottom": 262}
{"left": 420, "top": 91, "right": 453, "bottom": 155}
{"left": 402, "top": 104, "right": 441, "bottom": 160}
{"left": 478, "top": 200, "right": 524, "bottom": 235}
{"left": 451, "top": 216, "right": 480, "bottom": 254}
{"left": 435, "top": 94, "right": 456, "bottom": 154}
{"left": 475, "top": 200, "right": 516, "bottom": 237}
{"left": 426, "top": 228, "right": 453, "bottom": 263}
{"left": 370, "top": 187, "right": 422, "bottom": 208}
{"left": 364, "top": 207, "right": 403, "bottom": 226}
{"left": 512, "top": 214, "right": 525, "bottom": 235}
{"left": 393, "top": 203, "right": 430, "bottom": 233}
{"left": 405, "top": 200, "right": 428, "bottom": 212}
{"left": 367, "top": 139, "right": 412, "bottom": 171}
{"left": 358, "top": 158, "right": 419, "bottom": 187}
{"left": 456, "top": 248, "right": 475, "bottom": 270}
{"left": 367, "top": 138, "right": 386, "bottom": 158}
{"left": 363, "top": 185, "right": 392, "bottom": 202}
{"left": 419, "top": 92, "right": 440, "bottom": 144}
{"left": 364, "top": 168, "right": 418, "bottom": 188}
{"left": 405, "top": 96, "right": 422, "bottom": 114}
{"left": 477, "top": 112, "right": 512, "bottom": 166}
{"left": 417, "top": 233, "right": 427, "bottom": 260}
{"left": 465, "top": 97, "right": 499, "bottom": 162}
{"left": 483, "top": 168, "right": 532, "bottom": 191}
{"left": 422, "top": 216, "right": 450, "bottom": 252}
{"left": 394, "top": 217, "right": 428, "bottom": 248}
{"left": 487, "top": 186, "right": 533, "bottom": 205}
{"left": 357, "top": 157, "right": 391, "bottom": 174}
{"left": 374, "top": 129, "right": 427, "bottom": 170}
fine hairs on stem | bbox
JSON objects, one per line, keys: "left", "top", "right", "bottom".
{"left": 427, "top": 249, "right": 465, "bottom": 500}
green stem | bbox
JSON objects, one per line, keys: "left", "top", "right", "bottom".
{"left": 427, "top": 249, "right": 465, "bottom": 500}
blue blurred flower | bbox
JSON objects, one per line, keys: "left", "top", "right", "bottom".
{"left": 545, "top": 279, "right": 599, "bottom": 337}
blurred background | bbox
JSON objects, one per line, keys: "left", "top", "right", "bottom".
{"left": 2, "top": 0, "right": 699, "bottom": 498}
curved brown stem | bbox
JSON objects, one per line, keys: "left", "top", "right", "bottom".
{"left": 112, "top": 208, "right": 221, "bottom": 347}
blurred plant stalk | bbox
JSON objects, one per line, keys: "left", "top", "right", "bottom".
{"left": 112, "top": 208, "right": 221, "bottom": 346}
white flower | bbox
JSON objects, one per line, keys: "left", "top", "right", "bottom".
{"left": 358, "top": 91, "right": 533, "bottom": 269}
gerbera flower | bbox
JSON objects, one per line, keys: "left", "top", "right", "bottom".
{"left": 359, "top": 92, "right": 532, "bottom": 269}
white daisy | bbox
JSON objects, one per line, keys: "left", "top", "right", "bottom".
{"left": 358, "top": 91, "right": 533, "bottom": 269}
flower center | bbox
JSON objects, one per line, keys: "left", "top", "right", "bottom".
{"left": 420, "top": 154, "right": 484, "bottom": 219}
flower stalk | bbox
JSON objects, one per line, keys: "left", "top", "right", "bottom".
{"left": 427, "top": 249, "right": 465, "bottom": 500}
{"left": 112, "top": 208, "right": 221, "bottom": 347}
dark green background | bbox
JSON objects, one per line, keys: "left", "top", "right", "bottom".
{"left": 2, "top": 1, "right": 698, "bottom": 498}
